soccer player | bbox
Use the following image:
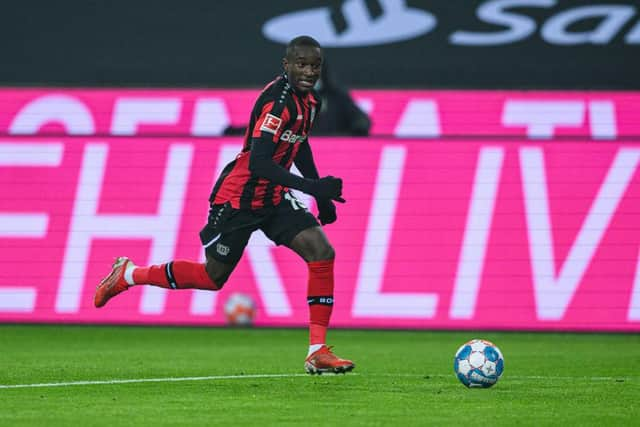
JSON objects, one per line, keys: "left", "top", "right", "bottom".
{"left": 94, "top": 35, "right": 355, "bottom": 375}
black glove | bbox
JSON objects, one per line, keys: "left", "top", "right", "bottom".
{"left": 307, "top": 176, "right": 346, "bottom": 203}
{"left": 317, "top": 199, "right": 337, "bottom": 225}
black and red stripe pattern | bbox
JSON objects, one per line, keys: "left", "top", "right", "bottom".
{"left": 210, "top": 73, "right": 319, "bottom": 210}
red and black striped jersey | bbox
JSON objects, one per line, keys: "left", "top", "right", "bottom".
{"left": 210, "top": 74, "right": 321, "bottom": 210}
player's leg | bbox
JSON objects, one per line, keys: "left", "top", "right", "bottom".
{"left": 94, "top": 257, "right": 236, "bottom": 309}
{"left": 94, "top": 203, "right": 254, "bottom": 308}
{"left": 262, "top": 193, "right": 354, "bottom": 374}
{"left": 288, "top": 225, "right": 335, "bottom": 348}
{"left": 130, "top": 259, "right": 220, "bottom": 290}
{"left": 287, "top": 226, "right": 354, "bottom": 374}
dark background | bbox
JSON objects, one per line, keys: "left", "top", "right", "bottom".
{"left": 2, "top": 0, "right": 638, "bottom": 88}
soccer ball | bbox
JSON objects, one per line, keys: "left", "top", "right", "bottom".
{"left": 453, "top": 339, "right": 504, "bottom": 388}
{"left": 223, "top": 293, "right": 256, "bottom": 326}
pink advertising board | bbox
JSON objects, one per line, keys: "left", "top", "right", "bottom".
{"left": 0, "top": 88, "right": 639, "bottom": 139}
{"left": 1, "top": 136, "right": 639, "bottom": 331}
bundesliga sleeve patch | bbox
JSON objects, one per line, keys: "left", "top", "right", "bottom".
{"left": 259, "top": 113, "right": 283, "bottom": 135}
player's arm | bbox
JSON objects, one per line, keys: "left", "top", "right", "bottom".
{"left": 294, "top": 139, "right": 348, "bottom": 204}
{"left": 249, "top": 136, "right": 313, "bottom": 191}
{"left": 248, "top": 105, "right": 343, "bottom": 201}
{"left": 294, "top": 139, "right": 343, "bottom": 225}
{"left": 293, "top": 139, "right": 319, "bottom": 180}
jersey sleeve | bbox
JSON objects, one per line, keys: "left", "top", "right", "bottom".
{"left": 293, "top": 140, "right": 320, "bottom": 180}
{"left": 252, "top": 100, "right": 292, "bottom": 144}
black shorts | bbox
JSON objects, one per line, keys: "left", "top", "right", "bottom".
{"left": 199, "top": 191, "right": 319, "bottom": 264}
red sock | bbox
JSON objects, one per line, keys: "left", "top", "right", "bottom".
{"left": 307, "top": 259, "right": 335, "bottom": 345}
{"left": 132, "top": 260, "right": 219, "bottom": 290}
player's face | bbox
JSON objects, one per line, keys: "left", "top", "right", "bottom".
{"left": 283, "top": 46, "right": 322, "bottom": 93}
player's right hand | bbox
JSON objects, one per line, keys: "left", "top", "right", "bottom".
{"left": 310, "top": 176, "right": 346, "bottom": 203}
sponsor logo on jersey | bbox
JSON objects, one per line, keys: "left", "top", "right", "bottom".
{"left": 280, "top": 130, "right": 306, "bottom": 144}
{"left": 260, "top": 113, "right": 283, "bottom": 134}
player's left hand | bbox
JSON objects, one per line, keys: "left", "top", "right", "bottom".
{"left": 317, "top": 198, "right": 338, "bottom": 225}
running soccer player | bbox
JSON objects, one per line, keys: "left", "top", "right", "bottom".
{"left": 94, "top": 35, "right": 355, "bottom": 375}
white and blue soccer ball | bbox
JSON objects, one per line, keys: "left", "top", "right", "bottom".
{"left": 454, "top": 339, "right": 504, "bottom": 388}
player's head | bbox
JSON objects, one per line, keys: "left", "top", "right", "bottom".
{"left": 283, "top": 36, "right": 323, "bottom": 94}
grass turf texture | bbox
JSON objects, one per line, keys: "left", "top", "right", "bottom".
{"left": 0, "top": 326, "right": 638, "bottom": 426}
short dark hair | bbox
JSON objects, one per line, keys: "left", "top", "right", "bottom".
{"left": 286, "top": 36, "right": 321, "bottom": 59}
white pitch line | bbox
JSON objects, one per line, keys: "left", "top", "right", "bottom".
{"left": 1, "top": 372, "right": 632, "bottom": 390}
{"left": 0, "top": 373, "right": 312, "bottom": 390}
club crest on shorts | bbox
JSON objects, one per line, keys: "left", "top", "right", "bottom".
{"left": 260, "top": 113, "right": 283, "bottom": 134}
{"left": 216, "top": 243, "right": 230, "bottom": 256}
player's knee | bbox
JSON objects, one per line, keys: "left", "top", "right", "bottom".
{"left": 291, "top": 226, "right": 336, "bottom": 262}
{"left": 311, "top": 242, "right": 335, "bottom": 262}
{"left": 209, "top": 270, "right": 230, "bottom": 289}
{"left": 323, "top": 243, "right": 336, "bottom": 260}
{"left": 205, "top": 261, "right": 231, "bottom": 289}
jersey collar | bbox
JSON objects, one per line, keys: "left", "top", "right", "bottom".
{"left": 282, "top": 72, "right": 317, "bottom": 104}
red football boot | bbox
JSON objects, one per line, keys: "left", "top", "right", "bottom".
{"left": 304, "top": 345, "right": 355, "bottom": 375}
{"left": 94, "top": 257, "right": 131, "bottom": 308}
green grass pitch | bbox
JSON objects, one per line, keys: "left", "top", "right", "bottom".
{"left": 0, "top": 325, "right": 638, "bottom": 426}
